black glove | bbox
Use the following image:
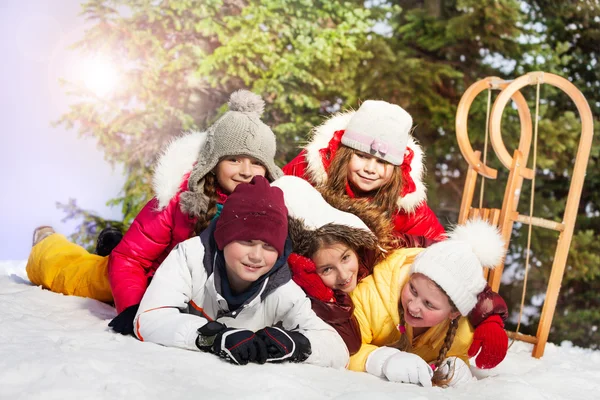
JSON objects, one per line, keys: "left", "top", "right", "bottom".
{"left": 95, "top": 226, "right": 123, "bottom": 257}
{"left": 255, "top": 327, "right": 312, "bottom": 363}
{"left": 196, "top": 321, "right": 268, "bottom": 365}
{"left": 108, "top": 304, "right": 139, "bottom": 335}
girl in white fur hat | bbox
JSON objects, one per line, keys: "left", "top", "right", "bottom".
{"left": 348, "top": 219, "right": 506, "bottom": 388}
{"left": 283, "top": 99, "right": 445, "bottom": 242}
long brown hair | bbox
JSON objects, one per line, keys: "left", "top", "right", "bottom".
{"left": 393, "top": 286, "right": 460, "bottom": 387}
{"left": 193, "top": 172, "right": 220, "bottom": 235}
{"left": 325, "top": 145, "right": 403, "bottom": 216}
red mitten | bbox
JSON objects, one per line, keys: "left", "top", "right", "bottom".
{"left": 288, "top": 253, "right": 335, "bottom": 303}
{"left": 468, "top": 315, "right": 508, "bottom": 369}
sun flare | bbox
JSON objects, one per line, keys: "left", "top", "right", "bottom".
{"left": 80, "top": 56, "right": 120, "bottom": 97}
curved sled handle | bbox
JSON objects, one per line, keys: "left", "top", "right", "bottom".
{"left": 490, "top": 72, "right": 593, "bottom": 180}
{"left": 456, "top": 77, "right": 532, "bottom": 179}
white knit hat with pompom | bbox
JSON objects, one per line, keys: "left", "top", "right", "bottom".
{"left": 410, "top": 219, "right": 506, "bottom": 315}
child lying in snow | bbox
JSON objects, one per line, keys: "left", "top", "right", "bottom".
{"left": 134, "top": 176, "right": 348, "bottom": 368}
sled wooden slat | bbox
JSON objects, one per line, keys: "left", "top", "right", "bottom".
{"left": 458, "top": 154, "right": 480, "bottom": 224}
{"left": 506, "top": 331, "right": 539, "bottom": 345}
{"left": 487, "top": 150, "right": 526, "bottom": 292}
{"left": 513, "top": 214, "right": 565, "bottom": 232}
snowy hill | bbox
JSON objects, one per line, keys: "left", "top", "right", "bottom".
{"left": 1, "top": 260, "right": 599, "bottom": 400}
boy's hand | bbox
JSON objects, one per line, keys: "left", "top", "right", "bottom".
{"left": 255, "top": 327, "right": 312, "bottom": 363}
{"left": 197, "top": 322, "right": 268, "bottom": 365}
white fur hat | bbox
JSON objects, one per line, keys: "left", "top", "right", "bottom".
{"left": 410, "top": 219, "right": 506, "bottom": 315}
{"left": 341, "top": 100, "right": 413, "bottom": 165}
{"left": 271, "top": 175, "right": 372, "bottom": 232}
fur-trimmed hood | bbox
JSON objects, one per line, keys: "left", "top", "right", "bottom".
{"left": 303, "top": 111, "right": 427, "bottom": 213}
{"left": 288, "top": 217, "right": 379, "bottom": 258}
{"left": 152, "top": 131, "right": 208, "bottom": 210}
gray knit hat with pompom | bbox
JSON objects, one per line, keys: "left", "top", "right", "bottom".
{"left": 180, "top": 90, "right": 283, "bottom": 218}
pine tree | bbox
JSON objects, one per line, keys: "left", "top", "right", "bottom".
{"left": 57, "top": 0, "right": 599, "bottom": 348}
{"left": 57, "top": 0, "right": 373, "bottom": 249}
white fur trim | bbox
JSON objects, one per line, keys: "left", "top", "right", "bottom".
{"left": 303, "top": 112, "right": 427, "bottom": 213}
{"left": 397, "top": 136, "right": 427, "bottom": 214}
{"left": 272, "top": 175, "right": 372, "bottom": 233}
{"left": 152, "top": 131, "right": 208, "bottom": 210}
{"left": 305, "top": 111, "right": 354, "bottom": 186}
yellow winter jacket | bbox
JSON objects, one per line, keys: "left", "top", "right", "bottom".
{"left": 349, "top": 248, "right": 474, "bottom": 372}
{"left": 26, "top": 233, "right": 113, "bottom": 302}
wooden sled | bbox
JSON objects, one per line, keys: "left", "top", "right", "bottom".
{"left": 456, "top": 72, "right": 594, "bottom": 358}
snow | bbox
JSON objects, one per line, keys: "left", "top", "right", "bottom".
{"left": 2, "top": 260, "right": 599, "bottom": 400}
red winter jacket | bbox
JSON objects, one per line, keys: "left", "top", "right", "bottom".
{"left": 108, "top": 176, "right": 197, "bottom": 313}
{"left": 283, "top": 149, "right": 445, "bottom": 241}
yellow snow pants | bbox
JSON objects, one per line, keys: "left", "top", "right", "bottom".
{"left": 26, "top": 233, "right": 113, "bottom": 303}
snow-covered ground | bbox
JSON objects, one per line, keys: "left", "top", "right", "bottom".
{"left": 2, "top": 260, "right": 599, "bottom": 400}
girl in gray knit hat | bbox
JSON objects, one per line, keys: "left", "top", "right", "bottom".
{"left": 27, "top": 90, "right": 282, "bottom": 337}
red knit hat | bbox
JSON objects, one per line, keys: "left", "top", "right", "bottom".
{"left": 214, "top": 176, "right": 288, "bottom": 255}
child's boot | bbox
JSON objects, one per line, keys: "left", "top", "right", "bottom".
{"left": 32, "top": 226, "right": 55, "bottom": 247}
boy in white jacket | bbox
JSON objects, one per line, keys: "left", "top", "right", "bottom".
{"left": 134, "top": 176, "right": 348, "bottom": 368}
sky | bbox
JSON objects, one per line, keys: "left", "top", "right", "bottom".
{"left": 1, "top": 259, "right": 600, "bottom": 399}
{"left": 0, "top": 1, "right": 124, "bottom": 260}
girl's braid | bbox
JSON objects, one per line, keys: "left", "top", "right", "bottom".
{"left": 432, "top": 318, "right": 459, "bottom": 387}
{"left": 194, "top": 173, "right": 220, "bottom": 235}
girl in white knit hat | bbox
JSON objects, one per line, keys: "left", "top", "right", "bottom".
{"left": 348, "top": 219, "right": 506, "bottom": 388}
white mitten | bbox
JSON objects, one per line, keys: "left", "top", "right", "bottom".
{"left": 365, "top": 347, "right": 402, "bottom": 378}
{"left": 437, "top": 357, "right": 474, "bottom": 387}
{"left": 366, "top": 347, "right": 433, "bottom": 387}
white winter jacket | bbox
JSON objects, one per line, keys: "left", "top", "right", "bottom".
{"left": 134, "top": 227, "right": 349, "bottom": 369}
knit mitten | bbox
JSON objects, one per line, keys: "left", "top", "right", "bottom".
{"left": 288, "top": 253, "right": 335, "bottom": 302}
{"left": 468, "top": 315, "right": 508, "bottom": 369}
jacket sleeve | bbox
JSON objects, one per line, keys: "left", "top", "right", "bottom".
{"left": 309, "top": 292, "right": 362, "bottom": 356}
{"left": 348, "top": 282, "right": 379, "bottom": 372}
{"left": 393, "top": 202, "right": 446, "bottom": 242}
{"left": 468, "top": 285, "right": 509, "bottom": 327}
{"left": 108, "top": 197, "right": 175, "bottom": 313}
{"left": 282, "top": 150, "right": 309, "bottom": 179}
{"left": 275, "top": 282, "right": 349, "bottom": 369}
{"left": 134, "top": 238, "right": 208, "bottom": 351}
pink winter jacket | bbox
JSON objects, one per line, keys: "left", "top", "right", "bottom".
{"left": 108, "top": 131, "right": 211, "bottom": 313}
{"left": 108, "top": 176, "right": 197, "bottom": 313}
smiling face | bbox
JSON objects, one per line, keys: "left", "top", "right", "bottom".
{"left": 346, "top": 150, "right": 394, "bottom": 194}
{"left": 223, "top": 240, "right": 279, "bottom": 294}
{"left": 312, "top": 243, "right": 360, "bottom": 294}
{"left": 214, "top": 156, "right": 267, "bottom": 194}
{"left": 400, "top": 273, "right": 460, "bottom": 329}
